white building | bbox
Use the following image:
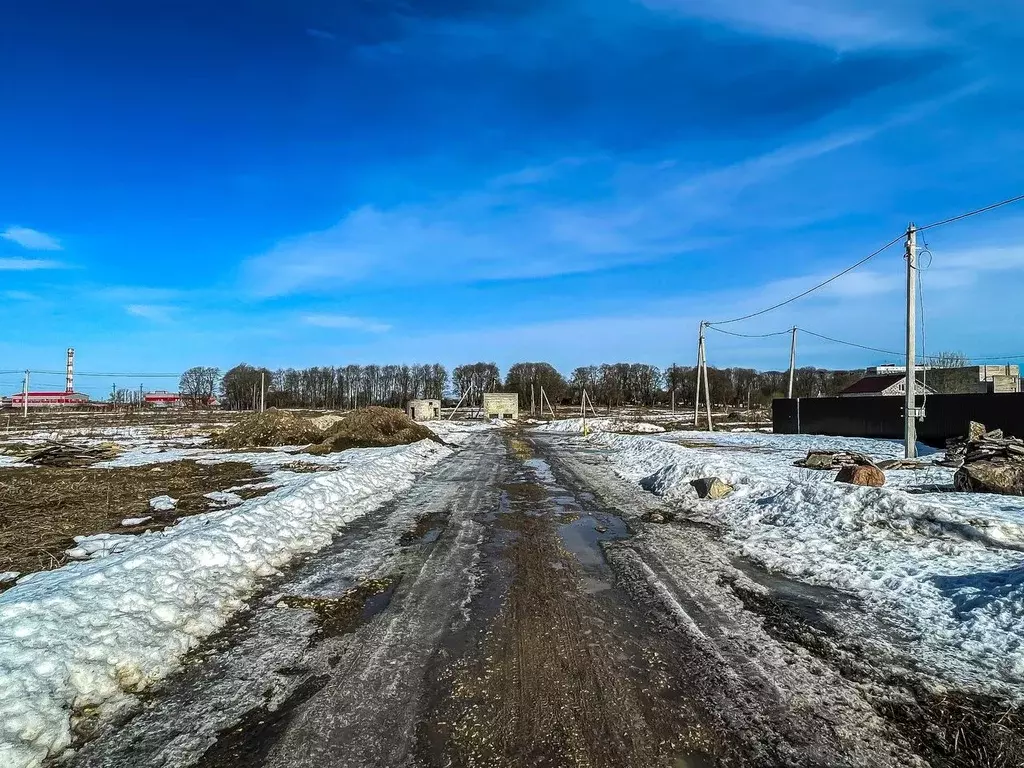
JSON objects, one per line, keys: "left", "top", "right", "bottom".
{"left": 407, "top": 399, "right": 441, "bottom": 421}
{"left": 482, "top": 392, "right": 519, "bottom": 421}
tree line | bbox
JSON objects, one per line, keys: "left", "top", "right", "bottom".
{"left": 180, "top": 361, "right": 878, "bottom": 411}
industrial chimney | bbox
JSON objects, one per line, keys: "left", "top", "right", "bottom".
{"left": 66, "top": 347, "right": 75, "bottom": 393}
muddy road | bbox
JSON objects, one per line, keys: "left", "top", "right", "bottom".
{"left": 68, "top": 429, "right": 960, "bottom": 768}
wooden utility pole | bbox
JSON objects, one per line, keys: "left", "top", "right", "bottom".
{"left": 787, "top": 327, "right": 798, "bottom": 399}
{"left": 22, "top": 371, "right": 29, "bottom": 418}
{"left": 531, "top": 384, "right": 536, "bottom": 416}
{"left": 905, "top": 223, "right": 919, "bottom": 458}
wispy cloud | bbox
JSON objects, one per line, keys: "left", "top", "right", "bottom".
{"left": 0, "top": 257, "right": 64, "bottom": 270}
{"left": 2, "top": 290, "right": 37, "bottom": 301}
{"left": 639, "top": 0, "right": 940, "bottom": 50}
{"left": 125, "top": 304, "right": 174, "bottom": 322}
{"left": 1, "top": 226, "right": 63, "bottom": 251}
{"left": 305, "top": 28, "right": 337, "bottom": 41}
{"left": 301, "top": 314, "right": 392, "bottom": 333}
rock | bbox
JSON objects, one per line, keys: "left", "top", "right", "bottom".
{"left": 802, "top": 451, "right": 836, "bottom": 470}
{"left": 690, "top": 477, "right": 733, "bottom": 499}
{"left": 954, "top": 460, "right": 1024, "bottom": 496}
{"left": 969, "top": 421, "right": 987, "bottom": 441}
{"left": 641, "top": 510, "right": 665, "bottom": 524}
{"left": 834, "top": 465, "right": 885, "bottom": 487}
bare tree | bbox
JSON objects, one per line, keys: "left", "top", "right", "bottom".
{"left": 179, "top": 366, "right": 220, "bottom": 408}
{"left": 930, "top": 350, "right": 970, "bottom": 368}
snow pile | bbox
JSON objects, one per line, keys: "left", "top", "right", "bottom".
{"left": 535, "top": 417, "right": 665, "bottom": 435}
{"left": 65, "top": 533, "right": 136, "bottom": 561}
{"left": 120, "top": 516, "right": 152, "bottom": 527}
{"left": 148, "top": 495, "right": 177, "bottom": 512}
{"left": 0, "top": 439, "right": 450, "bottom": 768}
{"left": 0, "top": 572, "right": 18, "bottom": 584}
{"left": 593, "top": 431, "right": 1024, "bottom": 698}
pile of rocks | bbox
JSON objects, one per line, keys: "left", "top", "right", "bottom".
{"left": 794, "top": 450, "right": 874, "bottom": 470}
{"left": 947, "top": 422, "right": 1024, "bottom": 496}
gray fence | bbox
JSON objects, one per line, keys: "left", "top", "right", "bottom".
{"left": 772, "top": 393, "right": 1024, "bottom": 447}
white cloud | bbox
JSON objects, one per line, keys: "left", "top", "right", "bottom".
{"left": 1, "top": 226, "right": 63, "bottom": 251}
{"left": 0, "top": 257, "right": 64, "bottom": 270}
{"left": 125, "top": 304, "right": 173, "bottom": 322}
{"left": 638, "top": 0, "right": 943, "bottom": 50}
{"left": 2, "top": 290, "right": 37, "bottom": 301}
{"left": 301, "top": 314, "right": 392, "bottom": 333}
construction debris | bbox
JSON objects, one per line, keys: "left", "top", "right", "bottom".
{"left": 22, "top": 442, "right": 121, "bottom": 468}
{"left": 209, "top": 410, "right": 325, "bottom": 449}
{"left": 948, "top": 422, "right": 1024, "bottom": 496}
{"left": 794, "top": 450, "right": 875, "bottom": 470}
{"left": 308, "top": 407, "right": 442, "bottom": 455}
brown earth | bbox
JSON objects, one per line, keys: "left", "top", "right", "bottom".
{"left": 0, "top": 460, "right": 269, "bottom": 578}
{"left": 210, "top": 410, "right": 325, "bottom": 449}
{"left": 308, "top": 406, "right": 441, "bottom": 454}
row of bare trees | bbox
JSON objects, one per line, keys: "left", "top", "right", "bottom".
{"left": 188, "top": 356, "right": 973, "bottom": 411}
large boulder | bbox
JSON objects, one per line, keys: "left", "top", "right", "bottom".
{"left": 954, "top": 460, "right": 1024, "bottom": 496}
{"left": 835, "top": 465, "right": 885, "bottom": 487}
{"left": 690, "top": 477, "right": 733, "bottom": 499}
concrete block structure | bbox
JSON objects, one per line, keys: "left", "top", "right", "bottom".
{"left": 483, "top": 392, "right": 519, "bottom": 421}
{"left": 407, "top": 398, "right": 441, "bottom": 421}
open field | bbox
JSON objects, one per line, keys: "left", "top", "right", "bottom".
{"left": 2, "top": 408, "right": 1023, "bottom": 768}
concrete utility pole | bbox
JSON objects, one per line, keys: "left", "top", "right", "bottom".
{"left": 700, "top": 328, "right": 713, "bottom": 432}
{"left": 787, "top": 327, "right": 798, "bottom": 399}
{"left": 904, "top": 222, "right": 919, "bottom": 459}
{"left": 22, "top": 371, "right": 29, "bottom": 418}
{"left": 260, "top": 372, "right": 265, "bottom": 412}
{"left": 693, "top": 325, "right": 704, "bottom": 427}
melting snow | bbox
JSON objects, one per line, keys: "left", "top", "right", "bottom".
{"left": 148, "top": 495, "right": 177, "bottom": 512}
{"left": 120, "top": 516, "right": 152, "bottom": 527}
{"left": 591, "top": 430, "right": 1024, "bottom": 699}
{"left": 0, "top": 439, "right": 451, "bottom": 768}
{"left": 535, "top": 417, "right": 665, "bottom": 434}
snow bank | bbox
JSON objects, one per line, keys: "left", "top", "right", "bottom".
{"left": 535, "top": 417, "right": 665, "bottom": 434}
{"left": 593, "top": 431, "right": 1024, "bottom": 698}
{"left": 0, "top": 439, "right": 450, "bottom": 768}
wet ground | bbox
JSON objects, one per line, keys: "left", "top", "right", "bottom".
{"left": 64, "top": 428, "right": 1020, "bottom": 768}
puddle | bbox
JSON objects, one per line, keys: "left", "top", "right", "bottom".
{"left": 557, "top": 514, "right": 628, "bottom": 571}
{"left": 281, "top": 576, "right": 399, "bottom": 637}
{"left": 400, "top": 511, "right": 450, "bottom": 545}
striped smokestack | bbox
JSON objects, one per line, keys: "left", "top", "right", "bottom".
{"left": 66, "top": 347, "right": 75, "bottom": 393}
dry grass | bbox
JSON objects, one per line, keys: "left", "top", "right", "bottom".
{"left": 308, "top": 407, "right": 441, "bottom": 454}
{"left": 0, "top": 460, "right": 267, "bottom": 579}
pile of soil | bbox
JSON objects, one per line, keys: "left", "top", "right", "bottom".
{"left": 308, "top": 407, "right": 441, "bottom": 455}
{"left": 210, "top": 410, "right": 325, "bottom": 449}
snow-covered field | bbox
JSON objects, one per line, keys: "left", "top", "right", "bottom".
{"left": 0, "top": 438, "right": 451, "bottom": 768}
{"left": 535, "top": 417, "right": 665, "bottom": 434}
{"left": 577, "top": 426, "right": 1024, "bottom": 700}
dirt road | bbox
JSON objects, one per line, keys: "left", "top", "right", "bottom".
{"left": 69, "top": 428, "right": 952, "bottom": 768}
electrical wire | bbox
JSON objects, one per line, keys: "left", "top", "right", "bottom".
{"left": 704, "top": 326, "right": 792, "bottom": 339}
{"left": 707, "top": 234, "right": 906, "bottom": 326}
{"left": 916, "top": 193, "right": 1024, "bottom": 232}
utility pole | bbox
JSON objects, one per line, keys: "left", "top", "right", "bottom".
{"left": 22, "top": 371, "right": 29, "bottom": 418}
{"left": 693, "top": 325, "right": 703, "bottom": 427}
{"left": 787, "top": 327, "right": 798, "bottom": 399}
{"left": 700, "top": 327, "right": 713, "bottom": 432}
{"left": 260, "top": 372, "right": 265, "bottom": 412}
{"left": 904, "top": 223, "right": 919, "bottom": 459}
{"left": 531, "top": 384, "right": 535, "bottom": 416}
{"left": 670, "top": 363, "right": 676, "bottom": 413}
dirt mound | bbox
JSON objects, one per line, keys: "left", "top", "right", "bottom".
{"left": 309, "top": 407, "right": 441, "bottom": 454}
{"left": 210, "top": 410, "right": 325, "bottom": 449}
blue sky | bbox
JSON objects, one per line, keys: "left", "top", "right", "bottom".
{"left": 2, "top": 1, "right": 1024, "bottom": 396}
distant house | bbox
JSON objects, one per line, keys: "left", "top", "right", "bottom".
{"left": 867, "top": 364, "right": 1020, "bottom": 394}
{"left": 839, "top": 375, "right": 936, "bottom": 398}
{"left": 407, "top": 399, "right": 441, "bottom": 421}
{"left": 144, "top": 390, "right": 217, "bottom": 408}
{"left": 482, "top": 392, "right": 519, "bottom": 420}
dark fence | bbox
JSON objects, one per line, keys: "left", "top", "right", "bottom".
{"left": 773, "top": 393, "right": 1024, "bottom": 447}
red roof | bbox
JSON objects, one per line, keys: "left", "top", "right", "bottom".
{"left": 14, "top": 392, "right": 87, "bottom": 397}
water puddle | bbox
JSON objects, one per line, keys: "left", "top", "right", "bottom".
{"left": 281, "top": 575, "right": 399, "bottom": 637}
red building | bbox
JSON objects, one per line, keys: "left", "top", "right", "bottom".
{"left": 7, "top": 391, "right": 90, "bottom": 408}
{"left": 144, "top": 391, "right": 217, "bottom": 408}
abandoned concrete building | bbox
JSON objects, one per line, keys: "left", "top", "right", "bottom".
{"left": 407, "top": 399, "right": 441, "bottom": 421}
{"left": 482, "top": 392, "right": 519, "bottom": 421}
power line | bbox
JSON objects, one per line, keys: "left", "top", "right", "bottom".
{"left": 917, "top": 193, "right": 1024, "bottom": 232}
{"left": 796, "top": 329, "right": 903, "bottom": 357}
{"left": 707, "top": 233, "right": 906, "bottom": 326}
{"left": 705, "top": 326, "right": 792, "bottom": 339}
